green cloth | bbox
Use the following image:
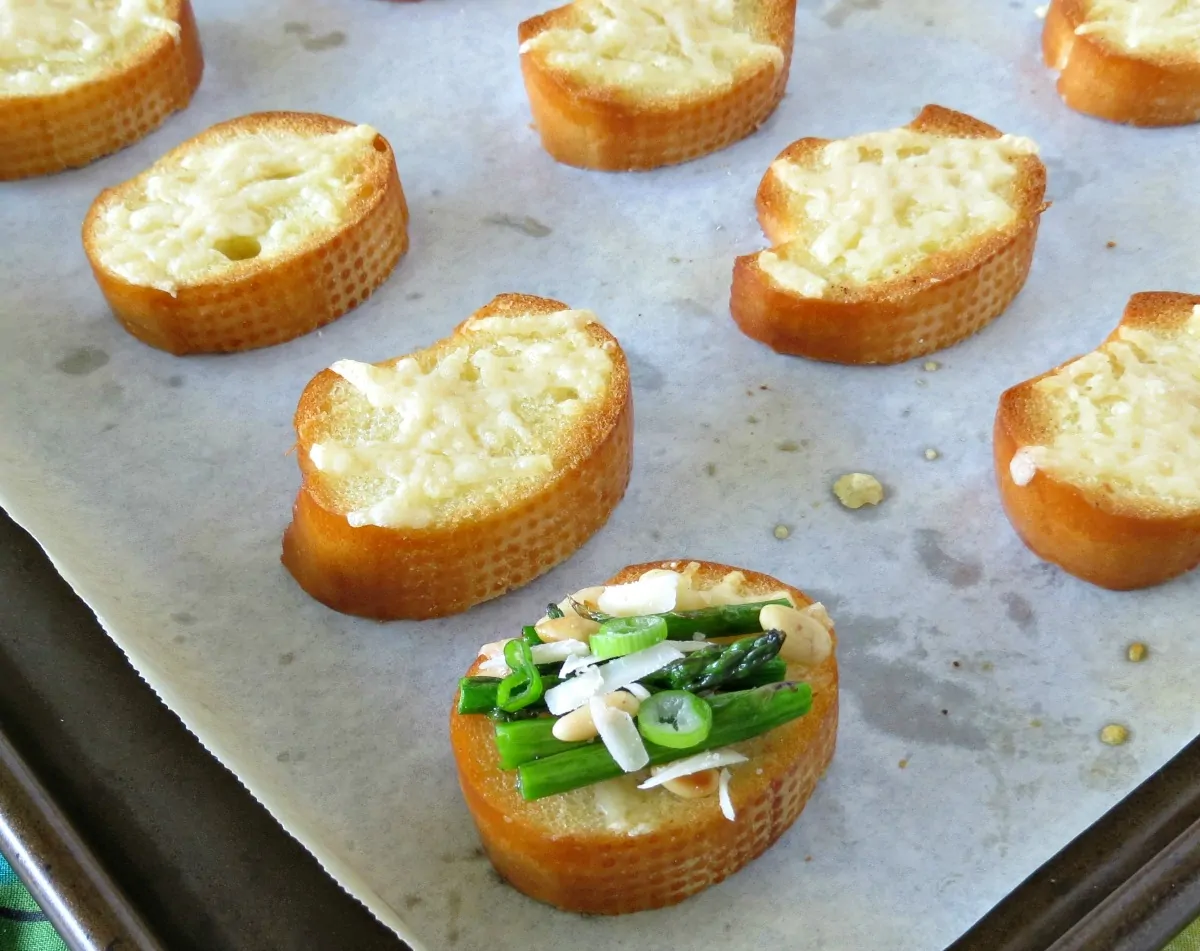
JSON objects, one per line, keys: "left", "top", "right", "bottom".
{"left": 0, "top": 854, "right": 66, "bottom": 951}
{"left": 1169, "top": 919, "right": 1200, "bottom": 951}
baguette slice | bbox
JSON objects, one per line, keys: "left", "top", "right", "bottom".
{"left": 995, "top": 292, "right": 1200, "bottom": 590}
{"left": 517, "top": 0, "right": 796, "bottom": 171}
{"left": 282, "top": 294, "right": 633, "bottom": 620}
{"left": 450, "top": 560, "right": 839, "bottom": 914}
{"left": 82, "top": 112, "right": 409, "bottom": 355}
{"left": 1043, "top": 0, "right": 1200, "bottom": 127}
{"left": 0, "top": 0, "right": 203, "bottom": 180}
{"left": 730, "top": 105, "right": 1048, "bottom": 365}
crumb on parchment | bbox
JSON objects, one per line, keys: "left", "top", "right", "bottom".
{"left": 1127, "top": 642, "right": 1148, "bottom": 662}
{"left": 773, "top": 524, "right": 790, "bottom": 540}
{"left": 1100, "top": 724, "right": 1130, "bottom": 746}
{"left": 923, "top": 360, "right": 940, "bottom": 372}
{"left": 834, "top": 473, "right": 884, "bottom": 509}
{"left": 924, "top": 448, "right": 939, "bottom": 461}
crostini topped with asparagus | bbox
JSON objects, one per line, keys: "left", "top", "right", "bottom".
{"left": 459, "top": 564, "right": 829, "bottom": 809}
{"left": 450, "top": 560, "right": 839, "bottom": 914}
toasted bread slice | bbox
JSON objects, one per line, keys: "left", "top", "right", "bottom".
{"left": 0, "top": 0, "right": 203, "bottom": 180}
{"left": 730, "top": 105, "right": 1048, "bottom": 365}
{"left": 517, "top": 0, "right": 796, "bottom": 170}
{"left": 1043, "top": 0, "right": 1200, "bottom": 127}
{"left": 450, "top": 560, "right": 839, "bottom": 914}
{"left": 81, "top": 112, "right": 409, "bottom": 355}
{"left": 995, "top": 292, "right": 1200, "bottom": 590}
{"left": 281, "top": 294, "right": 633, "bottom": 620}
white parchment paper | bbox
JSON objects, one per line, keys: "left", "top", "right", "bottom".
{"left": 2, "top": 1, "right": 1199, "bottom": 948}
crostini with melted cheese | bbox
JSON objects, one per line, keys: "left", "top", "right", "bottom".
{"left": 517, "top": 0, "right": 797, "bottom": 170}
{"left": 1043, "top": 0, "right": 1200, "bottom": 127}
{"left": 0, "top": 0, "right": 203, "bottom": 180}
{"left": 282, "top": 294, "right": 633, "bottom": 620}
{"left": 996, "top": 292, "right": 1200, "bottom": 590}
{"left": 451, "top": 560, "right": 838, "bottom": 914}
{"left": 82, "top": 112, "right": 409, "bottom": 355}
{"left": 730, "top": 105, "right": 1048, "bottom": 365}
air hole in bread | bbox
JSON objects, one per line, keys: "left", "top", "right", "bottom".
{"left": 213, "top": 236, "right": 262, "bottom": 262}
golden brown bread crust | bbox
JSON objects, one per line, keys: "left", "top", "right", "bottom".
{"left": 451, "top": 560, "right": 839, "bottom": 914}
{"left": 730, "top": 105, "right": 1048, "bottom": 365}
{"left": 995, "top": 292, "right": 1200, "bottom": 590}
{"left": 281, "top": 294, "right": 633, "bottom": 620}
{"left": 81, "top": 112, "right": 409, "bottom": 355}
{"left": 517, "top": 0, "right": 796, "bottom": 170}
{"left": 0, "top": 0, "right": 203, "bottom": 181}
{"left": 1043, "top": 0, "right": 1200, "bottom": 127}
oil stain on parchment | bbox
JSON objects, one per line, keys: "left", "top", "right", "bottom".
{"left": 623, "top": 350, "right": 664, "bottom": 391}
{"left": 1003, "top": 592, "right": 1036, "bottom": 631}
{"left": 481, "top": 213, "right": 552, "bottom": 238}
{"left": 916, "top": 529, "right": 983, "bottom": 588}
{"left": 284, "top": 22, "right": 347, "bottom": 52}
{"left": 56, "top": 347, "right": 109, "bottom": 376}
{"left": 823, "top": 0, "right": 883, "bottom": 28}
{"left": 828, "top": 610, "right": 988, "bottom": 750}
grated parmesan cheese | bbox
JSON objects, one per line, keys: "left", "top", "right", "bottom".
{"left": 759, "top": 127, "right": 1038, "bottom": 297}
{"left": 1074, "top": 0, "right": 1200, "bottom": 56}
{"left": 520, "top": 0, "right": 783, "bottom": 96}
{"left": 1010, "top": 305, "right": 1200, "bottom": 511}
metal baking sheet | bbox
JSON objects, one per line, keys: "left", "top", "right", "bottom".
{"left": 1, "top": 1, "right": 1197, "bottom": 949}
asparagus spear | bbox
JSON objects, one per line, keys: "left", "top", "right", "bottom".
{"left": 494, "top": 717, "right": 590, "bottom": 769}
{"left": 457, "top": 675, "right": 562, "bottom": 717}
{"left": 724, "top": 656, "right": 787, "bottom": 690}
{"left": 643, "top": 631, "right": 784, "bottom": 692}
{"left": 515, "top": 682, "right": 813, "bottom": 799}
{"left": 567, "top": 598, "right": 790, "bottom": 640}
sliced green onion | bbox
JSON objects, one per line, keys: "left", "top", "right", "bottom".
{"left": 522, "top": 625, "right": 542, "bottom": 647}
{"left": 496, "top": 639, "right": 544, "bottom": 713}
{"left": 590, "top": 615, "right": 668, "bottom": 660}
{"left": 637, "top": 690, "right": 713, "bottom": 749}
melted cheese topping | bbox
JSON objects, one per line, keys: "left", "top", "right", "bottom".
{"left": 1075, "top": 0, "right": 1200, "bottom": 57}
{"left": 1010, "top": 306, "right": 1200, "bottom": 511}
{"left": 0, "top": 0, "right": 179, "bottom": 94}
{"left": 94, "top": 124, "right": 378, "bottom": 294}
{"left": 520, "top": 0, "right": 783, "bottom": 95}
{"left": 310, "top": 309, "right": 615, "bottom": 529}
{"left": 758, "top": 128, "right": 1038, "bottom": 297}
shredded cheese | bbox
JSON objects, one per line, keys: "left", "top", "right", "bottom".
{"left": 638, "top": 749, "right": 748, "bottom": 789}
{"left": 1075, "top": 0, "right": 1200, "bottom": 56}
{"left": 520, "top": 0, "right": 783, "bottom": 96}
{"left": 759, "top": 127, "right": 1038, "bottom": 297}
{"left": 718, "top": 767, "right": 736, "bottom": 820}
{"left": 1011, "top": 305, "right": 1200, "bottom": 511}
{"left": 590, "top": 695, "right": 649, "bottom": 772}
{"left": 0, "top": 0, "right": 179, "bottom": 94}
{"left": 95, "top": 124, "right": 380, "bottom": 294}
{"left": 311, "top": 310, "right": 614, "bottom": 529}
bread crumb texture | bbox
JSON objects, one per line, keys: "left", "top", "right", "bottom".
{"left": 1075, "top": 0, "right": 1200, "bottom": 57}
{"left": 310, "top": 309, "right": 615, "bottom": 529}
{"left": 1011, "top": 305, "right": 1200, "bottom": 513}
{"left": 91, "top": 123, "right": 380, "bottom": 294}
{"left": 0, "top": 0, "right": 179, "bottom": 94}
{"left": 759, "top": 128, "right": 1038, "bottom": 298}
{"left": 520, "top": 0, "right": 782, "bottom": 96}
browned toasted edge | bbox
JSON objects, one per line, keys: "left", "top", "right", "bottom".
{"left": 730, "top": 104, "right": 1049, "bottom": 364}
{"left": 1043, "top": 0, "right": 1200, "bottom": 127}
{"left": 449, "top": 559, "right": 839, "bottom": 914}
{"left": 516, "top": 0, "right": 797, "bottom": 170}
{"left": 995, "top": 291, "right": 1200, "bottom": 590}
{"left": 0, "top": 0, "right": 204, "bottom": 181}
{"left": 281, "top": 293, "right": 634, "bottom": 620}
{"left": 81, "top": 111, "right": 409, "bottom": 355}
